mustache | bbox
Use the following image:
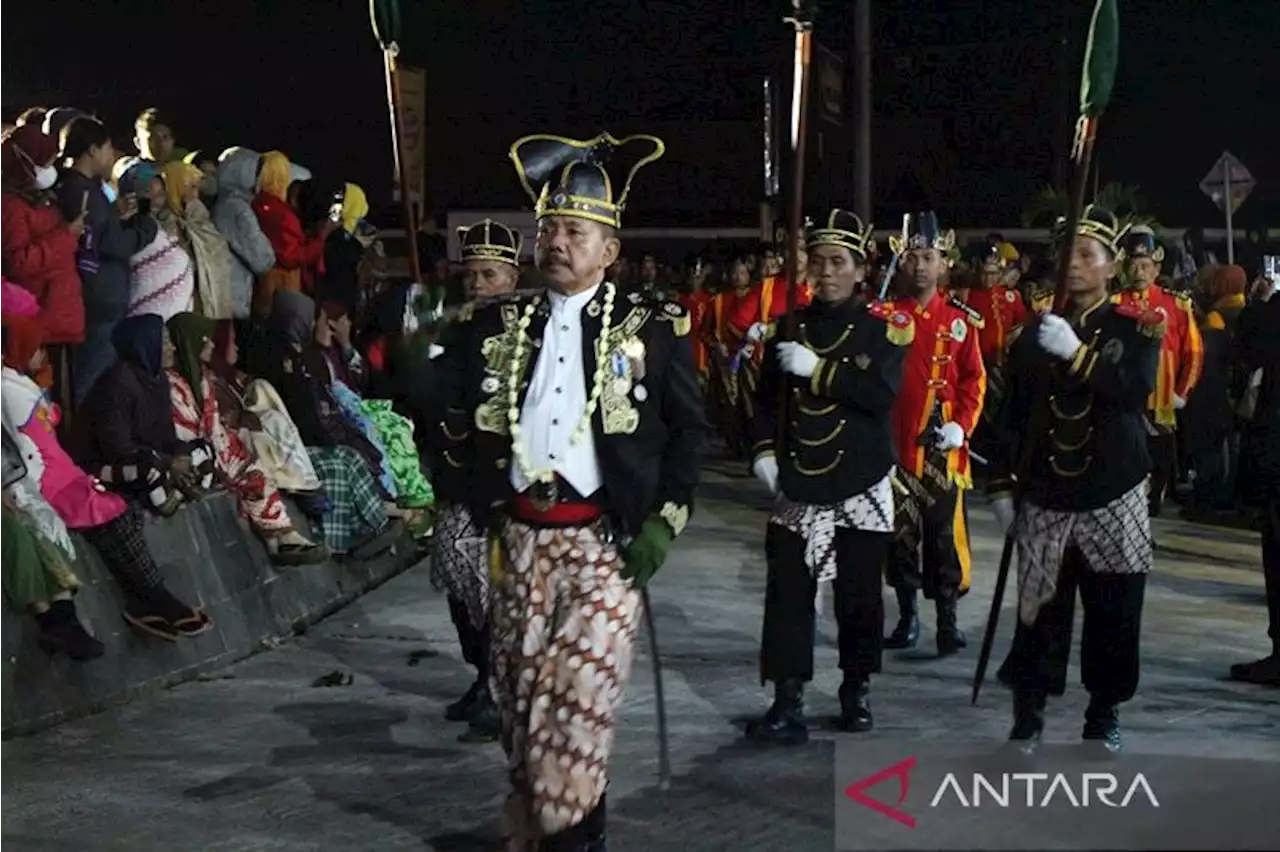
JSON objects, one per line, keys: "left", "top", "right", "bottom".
{"left": 540, "top": 254, "right": 570, "bottom": 268}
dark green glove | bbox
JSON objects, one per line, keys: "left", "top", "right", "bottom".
{"left": 619, "top": 516, "right": 675, "bottom": 588}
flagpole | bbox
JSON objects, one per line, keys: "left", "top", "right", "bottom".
{"left": 371, "top": 0, "right": 424, "bottom": 287}
{"left": 973, "top": 0, "right": 1118, "bottom": 705}
{"left": 776, "top": 0, "right": 816, "bottom": 450}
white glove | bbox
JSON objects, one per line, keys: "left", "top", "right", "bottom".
{"left": 934, "top": 421, "right": 965, "bottom": 451}
{"left": 752, "top": 455, "right": 780, "bottom": 494}
{"left": 427, "top": 343, "right": 445, "bottom": 360}
{"left": 1036, "top": 314, "right": 1083, "bottom": 361}
{"left": 777, "top": 341, "right": 819, "bottom": 378}
{"left": 991, "top": 496, "right": 1016, "bottom": 536}
{"left": 746, "top": 322, "right": 769, "bottom": 343}
{"left": 1173, "top": 394, "right": 1187, "bottom": 410}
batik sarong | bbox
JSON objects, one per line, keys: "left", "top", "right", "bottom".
{"left": 490, "top": 520, "right": 642, "bottom": 849}
{"left": 429, "top": 502, "right": 489, "bottom": 629}
{"left": 1014, "top": 481, "right": 1152, "bottom": 625}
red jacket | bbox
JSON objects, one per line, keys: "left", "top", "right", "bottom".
{"left": 1112, "top": 285, "right": 1204, "bottom": 427}
{"left": 889, "top": 291, "right": 987, "bottom": 489}
{"left": 1, "top": 192, "right": 84, "bottom": 344}
{"left": 678, "top": 290, "right": 713, "bottom": 374}
{"left": 960, "top": 284, "right": 1027, "bottom": 365}
{"left": 251, "top": 192, "right": 327, "bottom": 291}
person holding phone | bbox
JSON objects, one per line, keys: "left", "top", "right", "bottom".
{"left": 55, "top": 117, "right": 158, "bottom": 406}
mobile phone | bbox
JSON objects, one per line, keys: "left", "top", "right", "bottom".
{"left": 136, "top": 196, "right": 151, "bottom": 217}
{"left": 1264, "top": 255, "right": 1278, "bottom": 282}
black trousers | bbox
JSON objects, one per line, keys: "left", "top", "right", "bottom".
{"left": 885, "top": 486, "right": 970, "bottom": 600}
{"left": 1147, "top": 429, "right": 1179, "bottom": 509}
{"left": 447, "top": 593, "right": 489, "bottom": 676}
{"left": 1006, "top": 546, "right": 1147, "bottom": 702}
{"left": 759, "top": 524, "right": 889, "bottom": 683}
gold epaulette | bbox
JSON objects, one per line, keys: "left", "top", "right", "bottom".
{"left": 653, "top": 298, "right": 691, "bottom": 336}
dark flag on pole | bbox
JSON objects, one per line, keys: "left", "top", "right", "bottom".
{"left": 972, "top": 0, "right": 1120, "bottom": 706}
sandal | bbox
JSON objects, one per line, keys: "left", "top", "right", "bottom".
{"left": 154, "top": 490, "right": 185, "bottom": 518}
{"left": 122, "top": 608, "right": 181, "bottom": 642}
{"left": 172, "top": 609, "right": 213, "bottom": 637}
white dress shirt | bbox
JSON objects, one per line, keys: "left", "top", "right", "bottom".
{"left": 509, "top": 284, "right": 603, "bottom": 497}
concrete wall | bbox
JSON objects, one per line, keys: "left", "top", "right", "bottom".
{"left": 2, "top": 492, "right": 420, "bottom": 738}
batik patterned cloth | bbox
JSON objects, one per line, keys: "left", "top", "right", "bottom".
{"left": 170, "top": 370, "right": 291, "bottom": 535}
{"left": 491, "top": 520, "right": 641, "bottom": 849}
{"left": 305, "top": 445, "right": 387, "bottom": 554}
{"left": 770, "top": 472, "right": 895, "bottom": 584}
{"left": 428, "top": 501, "right": 489, "bottom": 629}
{"left": 358, "top": 398, "right": 434, "bottom": 508}
{"left": 1014, "top": 481, "right": 1152, "bottom": 625}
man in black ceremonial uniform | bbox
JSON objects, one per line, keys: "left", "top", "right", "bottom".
{"left": 987, "top": 205, "right": 1160, "bottom": 753}
{"left": 744, "top": 209, "right": 908, "bottom": 745}
{"left": 427, "top": 218, "right": 525, "bottom": 743}
{"left": 431, "top": 130, "right": 707, "bottom": 852}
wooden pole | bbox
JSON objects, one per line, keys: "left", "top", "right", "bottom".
{"left": 1052, "top": 117, "right": 1099, "bottom": 313}
{"left": 776, "top": 2, "right": 815, "bottom": 450}
{"left": 384, "top": 49, "right": 424, "bottom": 286}
{"left": 854, "top": 0, "right": 872, "bottom": 224}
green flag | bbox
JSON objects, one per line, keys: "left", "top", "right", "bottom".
{"left": 370, "top": 0, "right": 402, "bottom": 50}
{"left": 1080, "top": 0, "right": 1118, "bottom": 117}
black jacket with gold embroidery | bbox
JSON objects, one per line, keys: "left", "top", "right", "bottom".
{"left": 988, "top": 298, "right": 1161, "bottom": 512}
{"left": 428, "top": 284, "right": 708, "bottom": 538}
{"left": 752, "top": 297, "right": 907, "bottom": 505}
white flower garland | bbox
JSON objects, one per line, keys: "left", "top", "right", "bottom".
{"left": 507, "top": 283, "right": 616, "bottom": 486}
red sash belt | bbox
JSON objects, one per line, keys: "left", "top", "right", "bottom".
{"left": 509, "top": 493, "right": 602, "bottom": 526}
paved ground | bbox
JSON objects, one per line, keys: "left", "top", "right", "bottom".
{"left": 4, "top": 461, "right": 1277, "bottom": 851}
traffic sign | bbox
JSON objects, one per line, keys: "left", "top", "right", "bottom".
{"left": 1199, "top": 151, "right": 1256, "bottom": 215}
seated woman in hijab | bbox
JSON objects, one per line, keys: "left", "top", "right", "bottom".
{"left": 165, "top": 313, "right": 327, "bottom": 565}
{"left": 314, "top": 300, "right": 434, "bottom": 521}
{"left": 256, "top": 291, "right": 396, "bottom": 556}
{"left": 3, "top": 316, "right": 209, "bottom": 640}
{"left": 71, "top": 314, "right": 215, "bottom": 509}
{"left": 207, "top": 319, "right": 326, "bottom": 512}
{"left": 157, "top": 161, "right": 234, "bottom": 320}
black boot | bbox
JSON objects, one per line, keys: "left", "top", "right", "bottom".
{"left": 36, "top": 601, "right": 105, "bottom": 662}
{"left": 884, "top": 588, "right": 920, "bottom": 649}
{"left": 835, "top": 674, "right": 873, "bottom": 733}
{"left": 1008, "top": 689, "right": 1046, "bottom": 753}
{"left": 458, "top": 688, "right": 501, "bottom": 743}
{"left": 444, "top": 675, "right": 485, "bottom": 722}
{"left": 744, "top": 678, "right": 808, "bottom": 746}
{"left": 935, "top": 596, "right": 967, "bottom": 656}
{"left": 1083, "top": 695, "right": 1123, "bottom": 753}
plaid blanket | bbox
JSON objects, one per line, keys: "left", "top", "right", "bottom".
{"left": 307, "top": 445, "right": 387, "bottom": 554}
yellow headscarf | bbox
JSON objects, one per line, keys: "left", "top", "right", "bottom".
{"left": 340, "top": 183, "right": 369, "bottom": 234}
{"left": 257, "top": 150, "right": 291, "bottom": 201}
{"left": 162, "top": 161, "right": 204, "bottom": 216}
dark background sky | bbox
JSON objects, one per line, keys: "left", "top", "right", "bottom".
{"left": 4, "top": 0, "right": 1278, "bottom": 230}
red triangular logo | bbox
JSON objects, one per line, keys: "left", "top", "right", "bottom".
{"left": 844, "top": 755, "right": 917, "bottom": 828}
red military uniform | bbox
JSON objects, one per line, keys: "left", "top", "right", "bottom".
{"left": 1112, "top": 285, "right": 1203, "bottom": 427}
{"left": 962, "top": 284, "right": 1027, "bottom": 366}
{"left": 679, "top": 289, "right": 713, "bottom": 375}
{"left": 889, "top": 292, "right": 988, "bottom": 493}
